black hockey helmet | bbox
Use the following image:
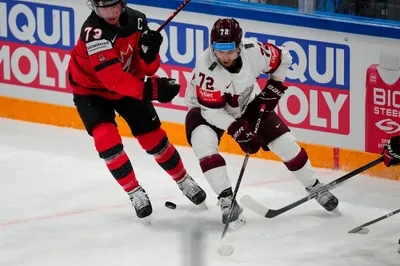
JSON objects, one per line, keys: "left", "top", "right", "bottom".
{"left": 210, "top": 18, "right": 243, "bottom": 51}
{"left": 91, "top": 0, "right": 126, "bottom": 8}
{"left": 87, "top": 0, "right": 126, "bottom": 15}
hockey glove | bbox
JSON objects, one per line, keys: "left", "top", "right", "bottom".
{"left": 255, "top": 79, "right": 288, "bottom": 112}
{"left": 382, "top": 136, "right": 400, "bottom": 167}
{"left": 228, "top": 119, "right": 261, "bottom": 154}
{"left": 143, "top": 76, "right": 180, "bottom": 103}
{"left": 139, "top": 30, "right": 163, "bottom": 64}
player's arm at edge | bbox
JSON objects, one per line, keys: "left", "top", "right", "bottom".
{"left": 259, "top": 42, "right": 292, "bottom": 82}
{"left": 255, "top": 42, "right": 293, "bottom": 112}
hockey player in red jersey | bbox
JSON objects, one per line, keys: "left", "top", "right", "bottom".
{"left": 184, "top": 18, "right": 339, "bottom": 228}
{"left": 68, "top": 0, "right": 206, "bottom": 219}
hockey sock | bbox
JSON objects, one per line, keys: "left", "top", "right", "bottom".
{"left": 137, "top": 128, "right": 187, "bottom": 182}
{"left": 93, "top": 123, "right": 139, "bottom": 192}
{"left": 268, "top": 133, "right": 316, "bottom": 188}
{"left": 284, "top": 147, "right": 316, "bottom": 188}
{"left": 200, "top": 154, "right": 232, "bottom": 195}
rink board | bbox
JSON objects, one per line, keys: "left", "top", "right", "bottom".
{"left": 1, "top": 0, "right": 400, "bottom": 180}
{"left": 1, "top": 95, "right": 399, "bottom": 180}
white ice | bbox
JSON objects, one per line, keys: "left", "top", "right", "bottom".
{"left": 0, "top": 118, "right": 399, "bottom": 266}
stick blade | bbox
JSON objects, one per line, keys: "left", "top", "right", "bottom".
{"left": 240, "top": 195, "right": 269, "bottom": 217}
{"left": 348, "top": 227, "right": 369, "bottom": 234}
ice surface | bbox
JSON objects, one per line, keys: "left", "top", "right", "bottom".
{"left": 0, "top": 118, "right": 399, "bottom": 266}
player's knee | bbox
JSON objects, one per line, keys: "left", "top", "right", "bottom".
{"left": 92, "top": 122, "right": 123, "bottom": 159}
{"left": 136, "top": 127, "right": 167, "bottom": 154}
{"left": 191, "top": 125, "right": 220, "bottom": 159}
{"left": 185, "top": 108, "right": 204, "bottom": 146}
{"left": 268, "top": 132, "right": 308, "bottom": 171}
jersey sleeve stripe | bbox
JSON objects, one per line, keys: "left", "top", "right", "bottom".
{"left": 94, "top": 58, "right": 120, "bottom": 72}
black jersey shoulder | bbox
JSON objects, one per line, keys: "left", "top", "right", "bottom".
{"left": 78, "top": 12, "right": 117, "bottom": 43}
{"left": 123, "top": 7, "right": 149, "bottom": 33}
{"left": 116, "top": 7, "right": 149, "bottom": 38}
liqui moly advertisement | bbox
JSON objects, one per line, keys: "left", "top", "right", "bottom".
{"left": 0, "top": 0, "right": 74, "bottom": 93}
{"left": 245, "top": 32, "right": 350, "bottom": 135}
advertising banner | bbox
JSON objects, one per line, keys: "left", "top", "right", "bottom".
{"left": 365, "top": 53, "right": 400, "bottom": 153}
{"left": 245, "top": 33, "right": 350, "bottom": 135}
{"left": 1, "top": 0, "right": 400, "bottom": 153}
{"left": 0, "top": 1, "right": 74, "bottom": 93}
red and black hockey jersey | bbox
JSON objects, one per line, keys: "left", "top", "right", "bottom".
{"left": 68, "top": 7, "right": 160, "bottom": 100}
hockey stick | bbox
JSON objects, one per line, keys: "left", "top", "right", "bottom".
{"left": 241, "top": 156, "right": 384, "bottom": 218}
{"left": 157, "top": 0, "right": 191, "bottom": 32}
{"left": 220, "top": 104, "right": 266, "bottom": 241}
{"left": 348, "top": 208, "right": 400, "bottom": 234}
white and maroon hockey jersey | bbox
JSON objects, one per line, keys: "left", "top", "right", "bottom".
{"left": 184, "top": 38, "right": 292, "bottom": 130}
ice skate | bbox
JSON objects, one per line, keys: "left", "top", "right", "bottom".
{"left": 177, "top": 174, "right": 207, "bottom": 205}
{"left": 218, "top": 188, "right": 246, "bottom": 230}
{"left": 128, "top": 186, "right": 153, "bottom": 221}
{"left": 306, "top": 179, "right": 340, "bottom": 214}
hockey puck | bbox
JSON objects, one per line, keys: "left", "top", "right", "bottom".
{"left": 165, "top": 201, "right": 177, "bottom": 209}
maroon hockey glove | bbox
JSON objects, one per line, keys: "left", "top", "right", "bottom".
{"left": 382, "top": 136, "right": 400, "bottom": 167}
{"left": 228, "top": 119, "right": 261, "bottom": 154}
{"left": 255, "top": 79, "right": 288, "bottom": 112}
{"left": 139, "top": 30, "right": 163, "bottom": 64}
{"left": 143, "top": 77, "right": 180, "bottom": 103}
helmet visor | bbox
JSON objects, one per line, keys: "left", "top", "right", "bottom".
{"left": 95, "top": 0, "right": 121, "bottom": 7}
{"left": 213, "top": 41, "right": 235, "bottom": 51}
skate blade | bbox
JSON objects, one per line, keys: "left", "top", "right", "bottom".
{"left": 228, "top": 214, "right": 246, "bottom": 231}
{"left": 139, "top": 216, "right": 152, "bottom": 226}
{"left": 329, "top": 207, "right": 342, "bottom": 217}
{"left": 198, "top": 202, "right": 208, "bottom": 210}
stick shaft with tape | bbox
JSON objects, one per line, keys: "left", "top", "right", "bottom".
{"left": 157, "top": 0, "right": 191, "bottom": 32}
{"left": 220, "top": 104, "right": 266, "bottom": 240}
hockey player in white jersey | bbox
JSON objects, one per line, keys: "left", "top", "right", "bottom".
{"left": 184, "top": 18, "right": 339, "bottom": 228}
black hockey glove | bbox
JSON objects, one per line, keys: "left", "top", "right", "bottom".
{"left": 143, "top": 76, "right": 180, "bottom": 103}
{"left": 382, "top": 136, "right": 400, "bottom": 167}
{"left": 139, "top": 30, "right": 163, "bottom": 64}
{"left": 255, "top": 79, "right": 288, "bottom": 112}
{"left": 227, "top": 119, "right": 261, "bottom": 154}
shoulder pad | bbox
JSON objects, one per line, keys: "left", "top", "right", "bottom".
{"left": 244, "top": 43, "right": 255, "bottom": 49}
{"left": 124, "top": 7, "right": 148, "bottom": 33}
